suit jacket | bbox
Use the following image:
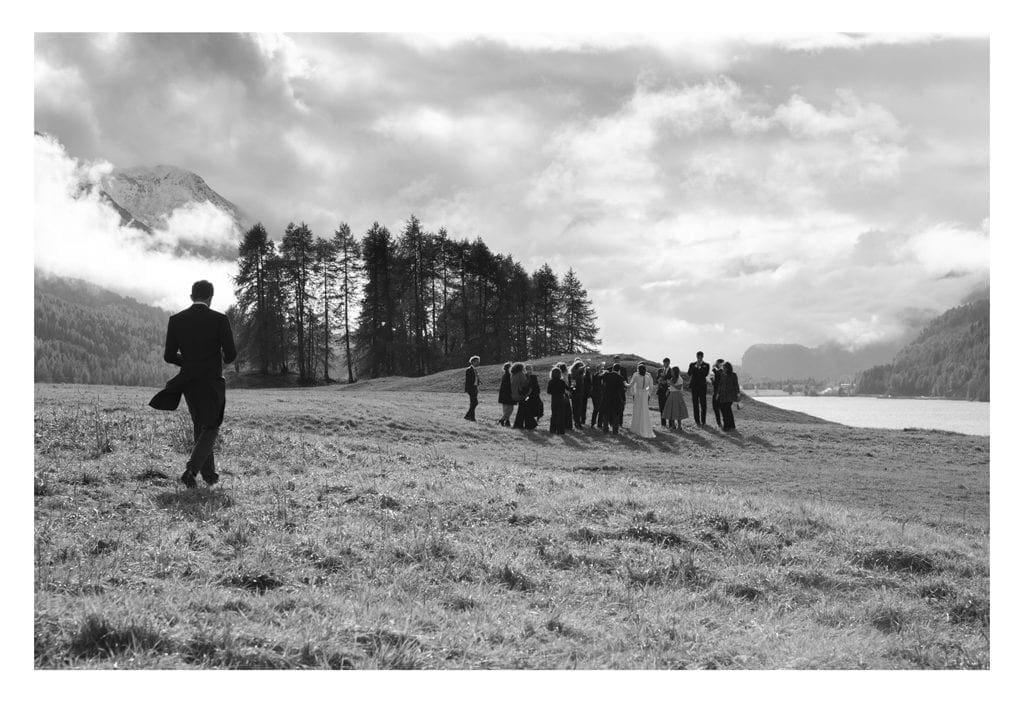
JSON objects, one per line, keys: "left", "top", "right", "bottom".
{"left": 719, "top": 372, "right": 741, "bottom": 403}
{"left": 655, "top": 366, "right": 671, "bottom": 394}
{"left": 687, "top": 361, "right": 710, "bottom": 390}
{"left": 149, "top": 304, "right": 237, "bottom": 426}
{"left": 464, "top": 366, "right": 479, "bottom": 393}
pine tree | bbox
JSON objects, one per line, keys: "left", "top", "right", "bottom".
{"left": 313, "top": 236, "right": 339, "bottom": 381}
{"left": 531, "top": 264, "right": 561, "bottom": 356}
{"left": 234, "top": 223, "right": 273, "bottom": 373}
{"left": 560, "top": 267, "right": 601, "bottom": 354}
{"left": 280, "top": 222, "right": 316, "bottom": 382}
{"left": 332, "top": 222, "right": 362, "bottom": 384}
{"left": 355, "top": 222, "right": 396, "bottom": 378}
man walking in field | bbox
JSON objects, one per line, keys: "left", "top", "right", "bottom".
{"left": 149, "top": 280, "right": 237, "bottom": 488}
{"left": 464, "top": 355, "right": 481, "bottom": 421}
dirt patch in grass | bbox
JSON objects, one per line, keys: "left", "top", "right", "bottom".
{"left": 619, "top": 525, "right": 694, "bottom": 549}
{"left": 442, "top": 594, "right": 478, "bottom": 611}
{"left": 219, "top": 573, "right": 286, "bottom": 594}
{"left": 947, "top": 595, "right": 989, "bottom": 625}
{"left": 853, "top": 548, "right": 936, "bottom": 574}
{"left": 494, "top": 564, "right": 539, "bottom": 592}
{"left": 724, "top": 583, "right": 763, "bottom": 601}
{"left": 869, "top": 604, "right": 910, "bottom": 633}
{"left": 135, "top": 469, "right": 169, "bottom": 482}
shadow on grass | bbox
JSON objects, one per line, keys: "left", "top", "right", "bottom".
{"left": 715, "top": 429, "right": 775, "bottom": 450}
{"left": 154, "top": 488, "right": 234, "bottom": 517}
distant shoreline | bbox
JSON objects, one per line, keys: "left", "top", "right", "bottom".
{"left": 747, "top": 390, "right": 988, "bottom": 404}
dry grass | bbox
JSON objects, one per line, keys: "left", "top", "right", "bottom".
{"left": 34, "top": 383, "right": 989, "bottom": 669}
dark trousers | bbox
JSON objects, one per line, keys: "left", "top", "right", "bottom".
{"left": 572, "top": 390, "right": 587, "bottom": 427}
{"left": 562, "top": 395, "right": 574, "bottom": 431}
{"left": 184, "top": 390, "right": 219, "bottom": 481}
{"left": 602, "top": 400, "right": 623, "bottom": 432}
{"left": 513, "top": 399, "right": 537, "bottom": 429}
{"left": 657, "top": 388, "right": 668, "bottom": 424}
{"left": 712, "top": 395, "right": 723, "bottom": 426}
{"left": 691, "top": 386, "right": 707, "bottom": 425}
{"left": 465, "top": 389, "right": 478, "bottom": 420}
{"left": 590, "top": 397, "right": 603, "bottom": 426}
{"left": 550, "top": 396, "right": 567, "bottom": 434}
{"left": 721, "top": 401, "right": 736, "bottom": 430}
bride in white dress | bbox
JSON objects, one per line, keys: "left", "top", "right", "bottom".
{"left": 629, "top": 363, "right": 656, "bottom": 438}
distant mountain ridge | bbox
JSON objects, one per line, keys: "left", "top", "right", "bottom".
{"left": 740, "top": 339, "right": 908, "bottom": 382}
{"left": 855, "top": 299, "right": 989, "bottom": 401}
{"left": 35, "top": 272, "right": 171, "bottom": 387}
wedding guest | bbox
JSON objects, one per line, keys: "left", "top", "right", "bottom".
{"left": 655, "top": 357, "right": 671, "bottom": 427}
{"left": 526, "top": 364, "right": 544, "bottom": 425}
{"left": 557, "top": 362, "right": 574, "bottom": 431}
{"left": 511, "top": 362, "right": 535, "bottom": 430}
{"left": 687, "top": 351, "right": 710, "bottom": 427}
{"left": 711, "top": 358, "right": 725, "bottom": 428}
{"left": 589, "top": 362, "right": 606, "bottom": 428}
{"left": 628, "top": 363, "right": 656, "bottom": 438}
{"left": 569, "top": 359, "right": 587, "bottom": 429}
{"left": 718, "top": 361, "right": 742, "bottom": 431}
{"left": 547, "top": 366, "right": 569, "bottom": 435}
{"left": 464, "top": 355, "right": 481, "bottom": 421}
{"left": 601, "top": 362, "right": 627, "bottom": 433}
{"left": 662, "top": 366, "right": 688, "bottom": 429}
{"left": 498, "top": 361, "right": 514, "bottom": 426}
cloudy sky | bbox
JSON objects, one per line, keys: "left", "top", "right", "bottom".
{"left": 34, "top": 32, "right": 989, "bottom": 361}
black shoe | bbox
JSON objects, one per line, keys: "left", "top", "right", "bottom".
{"left": 202, "top": 473, "right": 219, "bottom": 486}
{"left": 180, "top": 470, "right": 197, "bottom": 489}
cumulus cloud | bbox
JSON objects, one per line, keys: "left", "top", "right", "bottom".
{"left": 35, "top": 134, "right": 236, "bottom": 311}
{"left": 34, "top": 33, "right": 989, "bottom": 360}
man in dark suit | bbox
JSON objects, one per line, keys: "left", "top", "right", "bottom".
{"left": 655, "top": 357, "right": 671, "bottom": 426}
{"left": 711, "top": 358, "right": 725, "bottom": 428}
{"left": 149, "top": 280, "right": 236, "bottom": 488}
{"left": 687, "top": 351, "right": 710, "bottom": 427}
{"left": 464, "top": 355, "right": 481, "bottom": 420}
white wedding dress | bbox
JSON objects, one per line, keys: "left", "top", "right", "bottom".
{"left": 629, "top": 371, "right": 655, "bottom": 438}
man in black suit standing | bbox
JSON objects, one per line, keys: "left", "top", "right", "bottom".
{"left": 464, "top": 355, "right": 481, "bottom": 421}
{"left": 710, "top": 358, "right": 726, "bottom": 428}
{"left": 149, "top": 280, "right": 236, "bottom": 488}
{"left": 687, "top": 351, "right": 710, "bottom": 427}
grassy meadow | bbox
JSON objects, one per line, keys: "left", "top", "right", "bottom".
{"left": 33, "top": 381, "right": 989, "bottom": 669}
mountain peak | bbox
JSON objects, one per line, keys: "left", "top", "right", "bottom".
{"left": 101, "top": 164, "right": 251, "bottom": 235}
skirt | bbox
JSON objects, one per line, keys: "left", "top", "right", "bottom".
{"left": 663, "top": 391, "right": 688, "bottom": 423}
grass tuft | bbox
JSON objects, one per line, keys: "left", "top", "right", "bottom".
{"left": 69, "top": 614, "right": 173, "bottom": 658}
{"left": 494, "top": 564, "right": 538, "bottom": 592}
{"left": 854, "top": 548, "right": 936, "bottom": 574}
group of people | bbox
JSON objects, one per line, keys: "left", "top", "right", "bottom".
{"left": 153, "top": 279, "right": 744, "bottom": 492}
{"left": 463, "top": 351, "right": 743, "bottom": 438}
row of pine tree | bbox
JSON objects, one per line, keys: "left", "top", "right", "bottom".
{"left": 231, "top": 216, "right": 601, "bottom": 383}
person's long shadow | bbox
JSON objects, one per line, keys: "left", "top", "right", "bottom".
{"left": 714, "top": 428, "right": 775, "bottom": 450}
{"left": 154, "top": 487, "right": 234, "bottom": 518}
{"left": 659, "top": 427, "right": 713, "bottom": 449}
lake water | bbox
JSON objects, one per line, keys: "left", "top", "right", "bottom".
{"left": 753, "top": 395, "right": 990, "bottom": 436}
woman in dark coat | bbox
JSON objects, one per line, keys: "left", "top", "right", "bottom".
{"left": 556, "top": 362, "right": 573, "bottom": 432}
{"left": 498, "top": 361, "right": 514, "bottom": 426}
{"left": 718, "top": 361, "right": 742, "bottom": 431}
{"left": 547, "top": 366, "right": 568, "bottom": 434}
{"left": 526, "top": 364, "right": 543, "bottom": 424}
{"left": 511, "top": 362, "right": 536, "bottom": 430}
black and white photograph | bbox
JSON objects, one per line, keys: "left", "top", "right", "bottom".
{"left": 18, "top": 1, "right": 1017, "bottom": 689}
